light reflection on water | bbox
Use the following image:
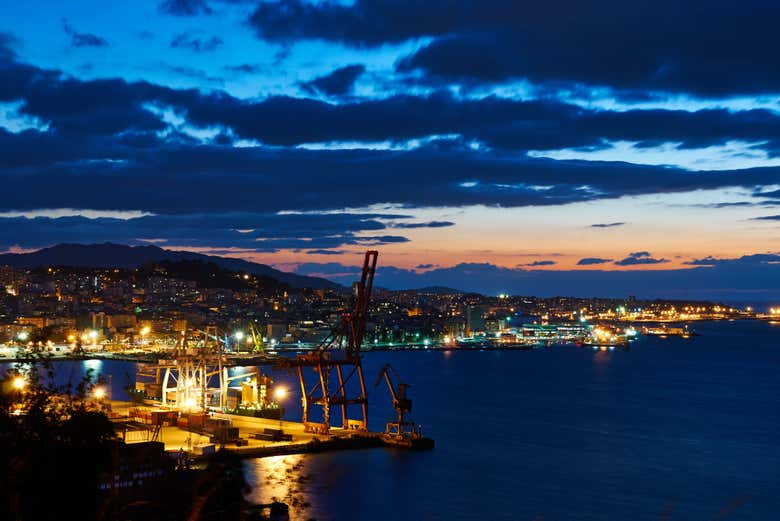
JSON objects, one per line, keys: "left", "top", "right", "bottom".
{"left": 244, "top": 455, "right": 320, "bottom": 520}
{"left": 83, "top": 359, "right": 103, "bottom": 372}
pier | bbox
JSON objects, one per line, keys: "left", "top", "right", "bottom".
{"left": 108, "top": 399, "right": 431, "bottom": 459}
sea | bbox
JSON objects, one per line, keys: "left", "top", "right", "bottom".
{"left": 6, "top": 319, "right": 780, "bottom": 520}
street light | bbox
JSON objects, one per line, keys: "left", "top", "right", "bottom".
{"left": 274, "top": 387, "right": 287, "bottom": 431}
{"left": 93, "top": 386, "right": 106, "bottom": 400}
{"left": 12, "top": 375, "right": 25, "bottom": 390}
{"left": 16, "top": 331, "right": 28, "bottom": 342}
{"left": 140, "top": 326, "right": 151, "bottom": 347}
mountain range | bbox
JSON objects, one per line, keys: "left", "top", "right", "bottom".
{"left": 0, "top": 243, "right": 341, "bottom": 290}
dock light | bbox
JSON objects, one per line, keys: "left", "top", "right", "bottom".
{"left": 16, "top": 332, "right": 28, "bottom": 342}
{"left": 273, "top": 387, "right": 287, "bottom": 430}
{"left": 234, "top": 331, "right": 244, "bottom": 341}
{"left": 12, "top": 376, "right": 25, "bottom": 390}
{"left": 93, "top": 387, "right": 106, "bottom": 400}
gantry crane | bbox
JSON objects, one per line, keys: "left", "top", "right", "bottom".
{"left": 279, "top": 250, "right": 378, "bottom": 434}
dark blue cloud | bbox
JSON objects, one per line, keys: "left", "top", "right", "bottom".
{"left": 393, "top": 221, "right": 455, "bottom": 229}
{"left": 754, "top": 214, "right": 780, "bottom": 221}
{"left": 61, "top": 19, "right": 109, "bottom": 48}
{"left": 306, "top": 249, "right": 346, "bottom": 255}
{"left": 614, "top": 251, "right": 668, "bottom": 266}
{"left": 248, "top": 0, "right": 780, "bottom": 95}
{"left": 170, "top": 33, "right": 223, "bottom": 52}
{"left": 518, "top": 260, "right": 557, "bottom": 267}
{"left": 2, "top": 124, "right": 779, "bottom": 214}
{"left": 577, "top": 258, "right": 613, "bottom": 265}
{"left": 590, "top": 222, "right": 625, "bottom": 228}
{"left": 685, "top": 253, "right": 780, "bottom": 266}
{"left": 0, "top": 213, "right": 412, "bottom": 252}
{"left": 1, "top": 57, "right": 779, "bottom": 269}
{"left": 6, "top": 59, "right": 780, "bottom": 157}
{"left": 301, "top": 64, "right": 365, "bottom": 97}
{"left": 159, "top": 0, "right": 213, "bottom": 16}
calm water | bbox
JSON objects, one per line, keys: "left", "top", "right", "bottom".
{"left": 9, "top": 320, "right": 780, "bottom": 520}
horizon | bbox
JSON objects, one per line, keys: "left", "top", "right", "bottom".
{"left": 0, "top": 1, "right": 778, "bottom": 299}
{"left": 2, "top": 241, "right": 777, "bottom": 303}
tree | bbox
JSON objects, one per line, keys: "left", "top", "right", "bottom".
{"left": 0, "top": 357, "right": 116, "bottom": 521}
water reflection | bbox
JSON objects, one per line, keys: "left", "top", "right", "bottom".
{"left": 83, "top": 359, "right": 103, "bottom": 372}
{"left": 244, "top": 455, "right": 319, "bottom": 520}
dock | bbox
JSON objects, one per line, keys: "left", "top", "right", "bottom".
{"left": 108, "top": 400, "right": 430, "bottom": 459}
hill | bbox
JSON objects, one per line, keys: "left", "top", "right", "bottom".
{"left": 0, "top": 243, "right": 341, "bottom": 290}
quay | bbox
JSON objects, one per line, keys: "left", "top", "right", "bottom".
{"left": 108, "top": 400, "right": 431, "bottom": 459}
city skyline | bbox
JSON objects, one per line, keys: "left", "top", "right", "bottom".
{"left": 1, "top": 1, "right": 778, "bottom": 298}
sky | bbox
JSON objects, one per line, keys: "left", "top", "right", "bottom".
{"left": 0, "top": 0, "right": 778, "bottom": 299}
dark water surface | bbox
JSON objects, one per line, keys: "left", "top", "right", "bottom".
{"left": 10, "top": 320, "right": 780, "bottom": 520}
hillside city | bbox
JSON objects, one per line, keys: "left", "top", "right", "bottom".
{"left": 0, "top": 258, "right": 764, "bottom": 354}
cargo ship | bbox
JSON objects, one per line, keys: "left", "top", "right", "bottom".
{"left": 584, "top": 326, "right": 629, "bottom": 347}
{"left": 642, "top": 324, "right": 695, "bottom": 338}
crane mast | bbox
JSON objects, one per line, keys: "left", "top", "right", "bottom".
{"left": 279, "top": 250, "right": 378, "bottom": 434}
{"left": 375, "top": 364, "right": 412, "bottom": 427}
{"left": 374, "top": 363, "right": 429, "bottom": 446}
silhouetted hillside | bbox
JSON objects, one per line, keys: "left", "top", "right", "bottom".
{"left": 0, "top": 243, "right": 341, "bottom": 290}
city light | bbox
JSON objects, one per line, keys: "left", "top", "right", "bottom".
{"left": 234, "top": 331, "right": 245, "bottom": 341}
{"left": 12, "top": 375, "right": 26, "bottom": 390}
{"left": 93, "top": 387, "right": 106, "bottom": 399}
{"left": 274, "top": 387, "right": 287, "bottom": 401}
{"left": 16, "top": 331, "right": 28, "bottom": 342}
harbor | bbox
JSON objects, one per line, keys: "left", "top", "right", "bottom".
{"left": 101, "top": 251, "right": 433, "bottom": 463}
{"left": 107, "top": 399, "right": 411, "bottom": 460}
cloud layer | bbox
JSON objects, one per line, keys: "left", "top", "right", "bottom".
{"left": 249, "top": 0, "right": 780, "bottom": 95}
